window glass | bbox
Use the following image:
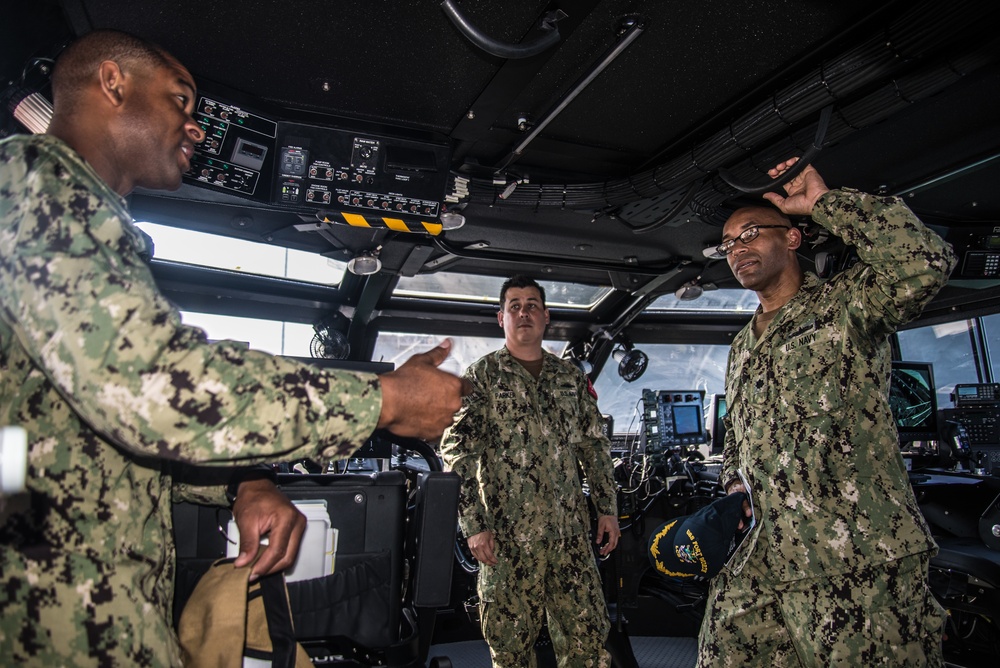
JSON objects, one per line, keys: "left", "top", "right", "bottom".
{"left": 373, "top": 332, "right": 565, "bottom": 377}
{"left": 647, "top": 288, "right": 759, "bottom": 313}
{"left": 180, "top": 311, "right": 315, "bottom": 357}
{"left": 984, "top": 313, "right": 1000, "bottom": 383}
{"left": 136, "top": 222, "right": 346, "bottom": 286}
{"left": 897, "top": 321, "right": 977, "bottom": 410}
{"left": 593, "top": 343, "right": 730, "bottom": 435}
{"left": 394, "top": 273, "right": 611, "bottom": 309}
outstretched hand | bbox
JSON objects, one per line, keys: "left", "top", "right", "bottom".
{"left": 377, "top": 338, "right": 471, "bottom": 441}
{"left": 231, "top": 478, "right": 306, "bottom": 580}
{"left": 761, "top": 157, "right": 830, "bottom": 216}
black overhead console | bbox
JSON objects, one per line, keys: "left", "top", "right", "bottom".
{"left": 184, "top": 92, "right": 452, "bottom": 234}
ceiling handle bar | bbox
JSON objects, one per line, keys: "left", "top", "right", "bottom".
{"left": 717, "top": 104, "right": 833, "bottom": 195}
{"left": 494, "top": 16, "right": 646, "bottom": 174}
{"left": 429, "top": 235, "right": 682, "bottom": 274}
{"left": 441, "top": 0, "right": 563, "bottom": 60}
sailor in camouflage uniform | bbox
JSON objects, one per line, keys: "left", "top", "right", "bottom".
{"left": 440, "top": 275, "right": 619, "bottom": 668}
{"left": 0, "top": 30, "right": 465, "bottom": 666}
{"left": 698, "top": 158, "right": 955, "bottom": 667}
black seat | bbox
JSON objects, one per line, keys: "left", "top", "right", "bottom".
{"left": 173, "top": 468, "right": 460, "bottom": 667}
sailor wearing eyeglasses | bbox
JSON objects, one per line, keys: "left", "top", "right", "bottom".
{"left": 697, "top": 158, "right": 956, "bottom": 667}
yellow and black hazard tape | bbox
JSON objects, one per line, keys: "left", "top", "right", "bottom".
{"left": 319, "top": 211, "right": 443, "bottom": 236}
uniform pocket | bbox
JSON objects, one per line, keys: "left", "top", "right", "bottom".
{"left": 771, "top": 325, "right": 844, "bottom": 420}
{"left": 551, "top": 387, "right": 582, "bottom": 443}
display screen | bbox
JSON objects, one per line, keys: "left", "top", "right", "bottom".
{"left": 889, "top": 361, "right": 938, "bottom": 442}
{"left": 672, "top": 404, "right": 702, "bottom": 436}
{"left": 240, "top": 142, "right": 265, "bottom": 159}
{"left": 711, "top": 394, "right": 727, "bottom": 455}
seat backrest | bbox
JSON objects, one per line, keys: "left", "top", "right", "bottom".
{"left": 173, "top": 470, "right": 407, "bottom": 650}
{"left": 278, "top": 471, "right": 407, "bottom": 648}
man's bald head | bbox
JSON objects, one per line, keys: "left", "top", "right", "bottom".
{"left": 51, "top": 29, "right": 173, "bottom": 114}
{"left": 724, "top": 205, "right": 792, "bottom": 232}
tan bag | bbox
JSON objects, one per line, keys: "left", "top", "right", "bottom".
{"left": 178, "top": 558, "right": 313, "bottom": 668}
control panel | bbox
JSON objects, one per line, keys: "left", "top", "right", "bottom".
{"left": 274, "top": 124, "right": 449, "bottom": 221}
{"left": 181, "top": 92, "right": 451, "bottom": 228}
{"left": 941, "top": 407, "right": 1000, "bottom": 447}
{"left": 641, "top": 389, "right": 708, "bottom": 450}
{"left": 973, "top": 447, "right": 1000, "bottom": 474}
{"left": 187, "top": 96, "right": 275, "bottom": 197}
{"left": 609, "top": 433, "right": 640, "bottom": 456}
{"left": 953, "top": 383, "right": 1000, "bottom": 407}
{"left": 950, "top": 227, "right": 1000, "bottom": 279}
{"left": 941, "top": 406, "right": 1000, "bottom": 474}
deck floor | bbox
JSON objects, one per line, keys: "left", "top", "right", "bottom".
{"left": 426, "top": 636, "right": 698, "bottom": 667}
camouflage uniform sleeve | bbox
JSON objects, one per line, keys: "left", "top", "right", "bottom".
{"left": 167, "top": 462, "right": 236, "bottom": 505}
{"left": 0, "top": 144, "right": 380, "bottom": 467}
{"left": 439, "top": 366, "right": 492, "bottom": 537}
{"left": 576, "top": 376, "right": 618, "bottom": 517}
{"left": 169, "top": 464, "right": 277, "bottom": 506}
{"left": 812, "top": 188, "right": 957, "bottom": 338}
{"left": 171, "top": 480, "right": 229, "bottom": 506}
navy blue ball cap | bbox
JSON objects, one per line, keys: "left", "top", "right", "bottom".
{"left": 647, "top": 492, "right": 749, "bottom": 580}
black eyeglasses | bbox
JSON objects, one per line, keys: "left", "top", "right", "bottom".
{"left": 716, "top": 225, "right": 791, "bottom": 256}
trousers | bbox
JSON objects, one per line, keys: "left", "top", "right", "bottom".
{"left": 479, "top": 533, "right": 611, "bottom": 668}
{"left": 697, "top": 551, "right": 945, "bottom": 667}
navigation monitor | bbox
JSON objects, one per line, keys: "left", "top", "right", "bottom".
{"left": 672, "top": 404, "right": 702, "bottom": 438}
{"left": 709, "top": 394, "right": 727, "bottom": 456}
{"left": 641, "top": 389, "right": 707, "bottom": 450}
{"left": 889, "top": 361, "right": 939, "bottom": 443}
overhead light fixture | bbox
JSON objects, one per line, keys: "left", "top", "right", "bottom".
{"left": 675, "top": 277, "right": 704, "bottom": 301}
{"left": 347, "top": 248, "right": 382, "bottom": 276}
{"left": 439, "top": 211, "right": 466, "bottom": 230}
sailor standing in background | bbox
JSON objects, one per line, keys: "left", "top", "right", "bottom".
{"left": 441, "top": 275, "right": 620, "bottom": 668}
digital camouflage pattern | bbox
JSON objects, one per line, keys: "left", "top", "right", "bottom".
{"left": 480, "top": 533, "right": 610, "bottom": 668}
{"left": 0, "top": 134, "right": 382, "bottom": 666}
{"left": 701, "top": 188, "right": 955, "bottom": 665}
{"left": 440, "top": 347, "right": 617, "bottom": 543}
{"left": 699, "top": 552, "right": 944, "bottom": 667}
{"left": 439, "top": 347, "right": 616, "bottom": 667}
{"left": 720, "top": 188, "right": 956, "bottom": 580}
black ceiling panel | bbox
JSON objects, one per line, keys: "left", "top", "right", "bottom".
{"left": 3, "top": 0, "right": 998, "bottom": 353}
